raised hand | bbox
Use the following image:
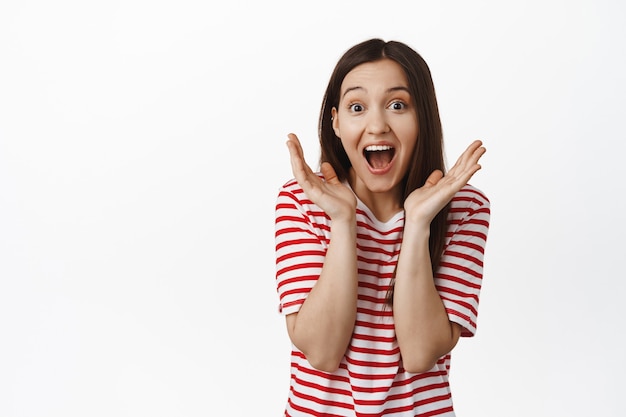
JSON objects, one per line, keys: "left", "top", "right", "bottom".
{"left": 404, "top": 140, "right": 486, "bottom": 226}
{"left": 286, "top": 133, "right": 357, "bottom": 221}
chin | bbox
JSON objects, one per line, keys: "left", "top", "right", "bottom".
{"left": 364, "top": 177, "right": 403, "bottom": 194}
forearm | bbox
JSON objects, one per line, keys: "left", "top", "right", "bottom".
{"left": 288, "top": 217, "right": 358, "bottom": 371}
{"left": 393, "top": 222, "right": 460, "bottom": 373}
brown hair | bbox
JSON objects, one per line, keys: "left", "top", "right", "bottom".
{"left": 317, "top": 38, "right": 450, "bottom": 305}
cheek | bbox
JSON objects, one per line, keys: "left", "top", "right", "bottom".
{"left": 393, "top": 113, "right": 419, "bottom": 141}
{"left": 399, "top": 127, "right": 419, "bottom": 151}
{"left": 338, "top": 121, "right": 363, "bottom": 144}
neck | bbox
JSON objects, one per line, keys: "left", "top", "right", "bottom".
{"left": 348, "top": 171, "right": 403, "bottom": 223}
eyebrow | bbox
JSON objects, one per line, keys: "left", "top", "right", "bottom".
{"left": 342, "top": 86, "right": 411, "bottom": 98}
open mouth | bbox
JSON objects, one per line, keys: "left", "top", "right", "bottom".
{"left": 364, "top": 145, "right": 395, "bottom": 170}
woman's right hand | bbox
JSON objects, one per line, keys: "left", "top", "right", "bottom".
{"left": 286, "top": 133, "right": 357, "bottom": 221}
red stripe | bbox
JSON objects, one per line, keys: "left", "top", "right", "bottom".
{"left": 277, "top": 274, "right": 319, "bottom": 289}
{"left": 275, "top": 226, "right": 317, "bottom": 238}
{"left": 354, "top": 319, "right": 394, "bottom": 331}
{"left": 281, "top": 287, "right": 312, "bottom": 299}
{"left": 359, "top": 280, "right": 392, "bottom": 293}
{"left": 357, "top": 255, "right": 395, "bottom": 267}
{"left": 436, "top": 272, "right": 481, "bottom": 291}
{"left": 292, "top": 374, "right": 353, "bottom": 397}
{"left": 276, "top": 262, "right": 323, "bottom": 277}
{"left": 438, "top": 289, "right": 479, "bottom": 310}
{"left": 288, "top": 396, "right": 353, "bottom": 415}
{"left": 358, "top": 268, "right": 394, "bottom": 279}
{"left": 276, "top": 237, "right": 321, "bottom": 251}
{"left": 344, "top": 355, "right": 398, "bottom": 368}
{"left": 447, "top": 309, "right": 477, "bottom": 331}
{"left": 277, "top": 250, "right": 325, "bottom": 264}
{"left": 463, "top": 217, "right": 490, "bottom": 228}
{"left": 352, "top": 332, "right": 395, "bottom": 344}
{"left": 356, "top": 306, "right": 393, "bottom": 318}
{"left": 438, "top": 260, "right": 482, "bottom": 279}
{"left": 453, "top": 229, "right": 488, "bottom": 241}
{"left": 357, "top": 243, "right": 399, "bottom": 257}
{"left": 292, "top": 354, "right": 350, "bottom": 383}
{"left": 446, "top": 239, "right": 485, "bottom": 254}
{"left": 357, "top": 294, "right": 388, "bottom": 305}
{"left": 354, "top": 382, "right": 450, "bottom": 407}
{"left": 444, "top": 250, "right": 483, "bottom": 266}
{"left": 280, "top": 299, "right": 304, "bottom": 312}
{"left": 356, "top": 233, "right": 403, "bottom": 246}
{"left": 348, "top": 345, "right": 400, "bottom": 356}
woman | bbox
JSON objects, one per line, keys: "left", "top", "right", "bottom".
{"left": 275, "top": 38, "right": 490, "bottom": 416}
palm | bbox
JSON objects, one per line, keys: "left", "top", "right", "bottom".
{"left": 404, "top": 140, "right": 486, "bottom": 225}
{"left": 286, "top": 133, "right": 356, "bottom": 220}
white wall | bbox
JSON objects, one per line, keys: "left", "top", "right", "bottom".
{"left": 1, "top": 1, "right": 624, "bottom": 416}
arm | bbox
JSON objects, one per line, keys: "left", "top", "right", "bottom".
{"left": 285, "top": 217, "right": 357, "bottom": 372}
{"left": 393, "top": 140, "right": 486, "bottom": 373}
{"left": 393, "top": 221, "right": 462, "bottom": 373}
{"left": 283, "top": 134, "right": 358, "bottom": 372}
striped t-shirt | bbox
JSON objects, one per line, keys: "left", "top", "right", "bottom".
{"left": 275, "top": 177, "right": 490, "bottom": 416}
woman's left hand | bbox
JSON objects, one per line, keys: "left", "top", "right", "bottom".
{"left": 404, "top": 140, "right": 486, "bottom": 227}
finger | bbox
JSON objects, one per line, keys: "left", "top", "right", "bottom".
{"left": 286, "top": 133, "right": 304, "bottom": 162}
{"left": 450, "top": 140, "right": 486, "bottom": 173}
{"left": 424, "top": 169, "right": 444, "bottom": 187}
{"left": 286, "top": 134, "right": 320, "bottom": 192}
{"left": 456, "top": 140, "right": 483, "bottom": 164}
{"left": 469, "top": 139, "right": 483, "bottom": 151}
{"left": 465, "top": 140, "right": 486, "bottom": 164}
{"left": 470, "top": 140, "right": 486, "bottom": 161}
{"left": 320, "top": 162, "right": 340, "bottom": 185}
{"left": 286, "top": 133, "right": 309, "bottom": 176}
{"left": 447, "top": 153, "right": 483, "bottom": 186}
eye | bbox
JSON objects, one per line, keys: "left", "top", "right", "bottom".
{"left": 349, "top": 103, "right": 364, "bottom": 112}
{"left": 389, "top": 101, "right": 407, "bottom": 111}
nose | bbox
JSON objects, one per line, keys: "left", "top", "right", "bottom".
{"left": 366, "top": 108, "right": 390, "bottom": 134}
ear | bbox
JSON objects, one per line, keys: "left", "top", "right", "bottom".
{"left": 331, "top": 107, "right": 340, "bottom": 138}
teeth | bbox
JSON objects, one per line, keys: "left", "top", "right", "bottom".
{"left": 365, "top": 145, "right": 392, "bottom": 152}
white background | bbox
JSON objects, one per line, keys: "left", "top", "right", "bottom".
{"left": 1, "top": 1, "right": 625, "bottom": 416}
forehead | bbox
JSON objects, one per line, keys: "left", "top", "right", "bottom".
{"left": 341, "top": 59, "right": 409, "bottom": 95}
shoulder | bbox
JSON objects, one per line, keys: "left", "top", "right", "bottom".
{"left": 447, "top": 184, "right": 491, "bottom": 232}
{"left": 275, "top": 176, "right": 331, "bottom": 238}
{"left": 277, "top": 174, "right": 324, "bottom": 205}
{"left": 450, "top": 184, "right": 490, "bottom": 213}
{"left": 276, "top": 175, "right": 328, "bottom": 220}
{"left": 276, "top": 178, "right": 306, "bottom": 207}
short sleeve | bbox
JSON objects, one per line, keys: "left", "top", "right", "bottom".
{"left": 435, "top": 185, "right": 491, "bottom": 337}
{"left": 274, "top": 182, "right": 328, "bottom": 316}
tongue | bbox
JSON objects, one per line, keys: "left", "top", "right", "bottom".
{"left": 368, "top": 150, "right": 393, "bottom": 169}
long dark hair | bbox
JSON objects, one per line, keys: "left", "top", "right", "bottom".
{"left": 317, "top": 38, "right": 450, "bottom": 305}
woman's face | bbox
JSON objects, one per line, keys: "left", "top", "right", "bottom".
{"left": 332, "top": 58, "right": 419, "bottom": 204}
